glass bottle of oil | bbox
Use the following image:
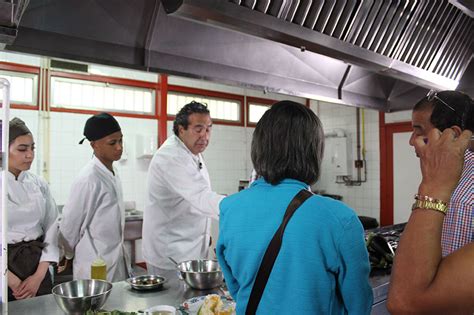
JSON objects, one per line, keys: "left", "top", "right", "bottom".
{"left": 91, "top": 258, "right": 107, "bottom": 280}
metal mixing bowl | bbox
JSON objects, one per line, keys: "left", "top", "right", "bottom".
{"left": 52, "top": 279, "right": 113, "bottom": 314}
{"left": 177, "top": 259, "right": 223, "bottom": 290}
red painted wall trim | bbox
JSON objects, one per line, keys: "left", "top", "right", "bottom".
{"left": 379, "top": 112, "right": 391, "bottom": 226}
{"left": 246, "top": 96, "right": 276, "bottom": 105}
{"left": 246, "top": 96, "right": 277, "bottom": 127}
{"left": 50, "top": 71, "right": 157, "bottom": 89}
{"left": 0, "top": 62, "right": 40, "bottom": 74}
{"left": 45, "top": 68, "right": 50, "bottom": 111}
{"left": 379, "top": 112, "right": 413, "bottom": 226}
{"left": 168, "top": 85, "right": 244, "bottom": 101}
{"left": 11, "top": 104, "right": 39, "bottom": 110}
{"left": 40, "top": 67, "right": 46, "bottom": 111}
{"left": 158, "top": 75, "right": 168, "bottom": 146}
{"left": 239, "top": 95, "right": 245, "bottom": 127}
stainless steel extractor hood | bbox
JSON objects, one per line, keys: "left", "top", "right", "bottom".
{"left": 0, "top": 0, "right": 29, "bottom": 48}
{"left": 162, "top": 0, "right": 473, "bottom": 92}
{"left": 3, "top": 0, "right": 473, "bottom": 112}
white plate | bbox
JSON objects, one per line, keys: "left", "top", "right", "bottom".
{"left": 144, "top": 304, "right": 177, "bottom": 315}
{"left": 178, "top": 295, "right": 235, "bottom": 315}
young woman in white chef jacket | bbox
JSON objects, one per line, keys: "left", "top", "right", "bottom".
{"left": 6, "top": 117, "right": 59, "bottom": 300}
{"left": 59, "top": 112, "right": 128, "bottom": 282}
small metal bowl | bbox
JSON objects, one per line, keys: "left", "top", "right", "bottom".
{"left": 126, "top": 275, "right": 166, "bottom": 291}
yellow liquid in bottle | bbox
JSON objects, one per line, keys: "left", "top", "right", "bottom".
{"left": 91, "top": 258, "right": 107, "bottom": 281}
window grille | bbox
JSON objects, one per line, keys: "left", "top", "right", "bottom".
{"left": 50, "top": 76, "right": 155, "bottom": 114}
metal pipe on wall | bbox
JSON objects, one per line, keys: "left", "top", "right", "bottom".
{"left": 39, "top": 59, "right": 51, "bottom": 182}
{"left": 339, "top": 107, "right": 367, "bottom": 186}
{"left": 0, "top": 78, "right": 11, "bottom": 306}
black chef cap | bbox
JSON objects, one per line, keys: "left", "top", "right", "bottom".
{"left": 79, "top": 112, "right": 121, "bottom": 144}
{"left": 9, "top": 117, "right": 31, "bottom": 144}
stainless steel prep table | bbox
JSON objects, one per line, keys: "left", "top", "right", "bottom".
{"left": 9, "top": 270, "right": 391, "bottom": 314}
{"left": 9, "top": 269, "right": 222, "bottom": 314}
{"left": 370, "top": 273, "right": 391, "bottom": 315}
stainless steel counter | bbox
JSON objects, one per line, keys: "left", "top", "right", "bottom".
{"left": 370, "top": 272, "right": 391, "bottom": 304}
{"left": 369, "top": 273, "right": 391, "bottom": 315}
{"left": 9, "top": 269, "right": 391, "bottom": 314}
{"left": 9, "top": 269, "right": 221, "bottom": 314}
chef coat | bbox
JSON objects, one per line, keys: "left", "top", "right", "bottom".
{"left": 6, "top": 171, "right": 59, "bottom": 263}
{"left": 142, "top": 135, "right": 224, "bottom": 270}
{"left": 59, "top": 156, "right": 127, "bottom": 282}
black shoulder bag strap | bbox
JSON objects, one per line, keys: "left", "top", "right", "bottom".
{"left": 246, "top": 189, "right": 313, "bottom": 315}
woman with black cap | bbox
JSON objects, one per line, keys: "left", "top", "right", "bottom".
{"left": 6, "top": 117, "right": 59, "bottom": 300}
{"left": 59, "top": 112, "right": 128, "bottom": 282}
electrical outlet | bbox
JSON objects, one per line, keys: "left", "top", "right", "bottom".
{"left": 354, "top": 160, "right": 364, "bottom": 168}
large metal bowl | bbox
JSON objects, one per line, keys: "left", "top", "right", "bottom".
{"left": 177, "top": 259, "right": 223, "bottom": 290}
{"left": 52, "top": 279, "right": 113, "bottom": 314}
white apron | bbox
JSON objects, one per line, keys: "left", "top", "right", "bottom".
{"left": 6, "top": 171, "right": 59, "bottom": 263}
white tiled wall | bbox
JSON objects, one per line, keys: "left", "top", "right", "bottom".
{"left": 311, "top": 101, "right": 381, "bottom": 221}
{"left": 166, "top": 122, "right": 254, "bottom": 196}
{"left": 10, "top": 110, "right": 157, "bottom": 211}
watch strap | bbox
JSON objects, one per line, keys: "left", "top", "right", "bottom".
{"left": 412, "top": 196, "right": 448, "bottom": 215}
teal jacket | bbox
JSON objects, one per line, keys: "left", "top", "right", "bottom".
{"left": 216, "top": 178, "right": 373, "bottom": 314}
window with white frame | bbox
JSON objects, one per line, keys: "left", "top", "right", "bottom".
{"left": 167, "top": 92, "right": 241, "bottom": 122}
{"left": 50, "top": 77, "right": 155, "bottom": 114}
{"left": 0, "top": 71, "right": 38, "bottom": 105}
{"left": 248, "top": 102, "right": 271, "bottom": 123}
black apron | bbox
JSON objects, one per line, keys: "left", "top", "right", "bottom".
{"left": 8, "top": 237, "right": 53, "bottom": 301}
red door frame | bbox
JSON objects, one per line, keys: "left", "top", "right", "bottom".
{"left": 158, "top": 74, "right": 168, "bottom": 146}
{"left": 379, "top": 112, "right": 412, "bottom": 226}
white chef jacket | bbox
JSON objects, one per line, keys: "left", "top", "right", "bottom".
{"left": 6, "top": 171, "right": 59, "bottom": 263}
{"left": 142, "top": 135, "right": 224, "bottom": 270}
{"left": 59, "top": 156, "right": 127, "bottom": 282}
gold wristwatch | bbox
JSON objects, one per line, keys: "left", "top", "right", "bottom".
{"left": 412, "top": 195, "right": 448, "bottom": 215}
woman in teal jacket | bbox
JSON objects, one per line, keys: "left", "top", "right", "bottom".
{"left": 216, "top": 101, "right": 373, "bottom": 314}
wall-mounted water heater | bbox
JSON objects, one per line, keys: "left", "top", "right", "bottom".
{"left": 324, "top": 131, "right": 352, "bottom": 178}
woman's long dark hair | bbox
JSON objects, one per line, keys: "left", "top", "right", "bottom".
{"left": 251, "top": 100, "right": 324, "bottom": 185}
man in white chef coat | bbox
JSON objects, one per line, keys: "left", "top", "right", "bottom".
{"left": 143, "top": 101, "right": 224, "bottom": 273}
{"left": 59, "top": 112, "right": 128, "bottom": 282}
